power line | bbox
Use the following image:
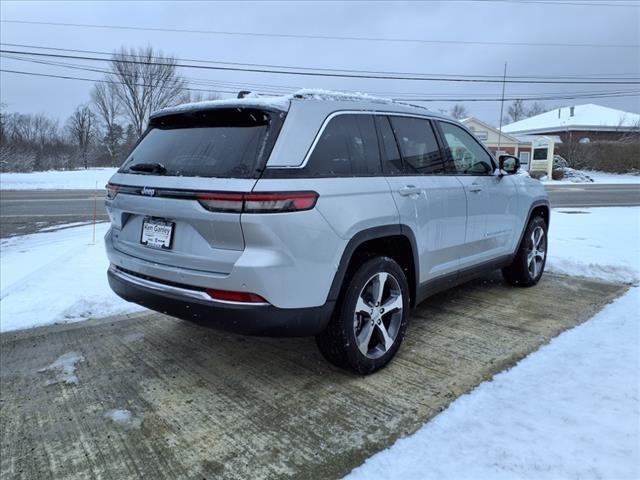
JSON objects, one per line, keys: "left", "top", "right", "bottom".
{"left": 3, "top": 48, "right": 640, "bottom": 85}
{"left": 3, "top": 52, "right": 637, "bottom": 100}
{"left": 1, "top": 19, "right": 637, "bottom": 49}
{"left": 0, "top": 68, "right": 245, "bottom": 95}
{"left": 465, "top": 0, "right": 640, "bottom": 7}
{"left": 0, "top": 53, "right": 297, "bottom": 95}
{"left": 3, "top": 42, "right": 639, "bottom": 81}
{"left": 2, "top": 68, "right": 638, "bottom": 102}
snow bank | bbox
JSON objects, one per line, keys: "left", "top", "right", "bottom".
{"left": 581, "top": 170, "right": 640, "bottom": 184}
{"left": 0, "top": 168, "right": 117, "bottom": 190}
{"left": 0, "top": 222, "right": 143, "bottom": 332}
{"left": 347, "top": 286, "right": 640, "bottom": 480}
{"left": 542, "top": 169, "right": 640, "bottom": 184}
{"left": 546, "top": 207, "right": 640, "bottom": 283}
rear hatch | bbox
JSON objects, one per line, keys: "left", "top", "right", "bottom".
{"left": 106, "top": 106, "right": 286, "bottom": 274}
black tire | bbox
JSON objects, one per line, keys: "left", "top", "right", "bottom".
{"left": 502, "top": 215, "right": 548, "bottom": 287}
{"left": 315, "top": 256, "right": 410, "bottom": 375}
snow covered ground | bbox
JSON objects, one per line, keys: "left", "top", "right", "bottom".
{"left": 542, "top": 169, "right": 640, "bottom": 184}
{"left": 547, "top": 207, "right": 640, "bottom": 284}
{"left": 1, "top": 206, "right": 638, "bottom": 331}
{"left": 348, "top": 208, "right": 640, "bottom": 479}
{"left": 348, "top": 287, "right": 639, "bottom": 480}
{"left": 0, "top": 222, "right": 143, "bottom": 332}
{"left": 1, "top": 204, "right": 639, "bottom": 477}
{"left": 0, "top": 168, "right": 117, "bottom": 190}
{"left": 581, "top": 170, "right": 640, "bottom": 184}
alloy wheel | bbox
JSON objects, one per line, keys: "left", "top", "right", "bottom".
{"left": 527, "top": 226, "right": 546, "bottom": 279}
{"left": 353, "top": 272, "right": 403, "bottom": 359}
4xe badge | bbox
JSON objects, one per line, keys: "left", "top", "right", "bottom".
{"left": 141, "top": 187, "right": 156, "bottom": 197}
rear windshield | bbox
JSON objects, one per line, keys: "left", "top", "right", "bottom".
{"left": 119, "top": 108, "right": 284, "bottom": 178}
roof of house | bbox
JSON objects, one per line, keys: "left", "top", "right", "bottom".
{"left": 502, "top": 104, "right": 640, "bottom": 135}
{"left": 461, "top": 117, "right": 521, "bottom": 143}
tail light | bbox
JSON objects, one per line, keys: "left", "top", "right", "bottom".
{"left": 197, "top": 191, "right": 318, "bottom": 214}
{"left": 206, "top": 289, "right": 268, "bottom": 304}
{"left": 106, "top": 183, "right": 119, "bottom": 200}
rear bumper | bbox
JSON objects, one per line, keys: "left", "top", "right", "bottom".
{"left": 108, "top": 265, "right": 334, "bottom": 337}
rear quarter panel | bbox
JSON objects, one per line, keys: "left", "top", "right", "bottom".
{"left": 249, "top": 177, "right": 399, "bottom": 307}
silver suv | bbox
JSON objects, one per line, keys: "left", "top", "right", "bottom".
{"left": 105, "top": 92, "right": 549, "bottom": 374}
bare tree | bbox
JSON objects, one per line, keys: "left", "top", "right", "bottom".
{"left": 182, "top": 91, "right": 223, "bottom": 104}
{"left": 91, "top": 82, "right": 124, "bottom": 162}
{"left": 1, "top": 111, "right": 69, "bottom": 171}
{"left": 7, "top": 113, "right": 59, "bottom": 147}
{"left": 91, "top": 82, "right": 121, "bottom": 132}
{"left": 526, "top": 102, "right": 547, "bottom": 117}
{"left": 618, "top": 118, "right": 640, "bottom": 144}
{"left": 67, "top": 105, "right": 96, "bottom": 169}
{"left": 107, "top": 46, "right": 187, "bottom": 136}
{"left": 449, "top": 104, "right": 469, "bottom": 120}
{"left": 506, "top": 99, "right": 526, "bottom": 123}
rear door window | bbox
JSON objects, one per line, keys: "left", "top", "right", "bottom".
{"left": 389, "top": 116, "right": 445, "bottom": 174}
{"left": 305, "top": 114, "right": 381, "bottom": 176}
{"left": 119, "top": 108, "right": 282, "bottom": 179}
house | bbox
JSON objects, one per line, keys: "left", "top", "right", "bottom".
{"left": 501, "top": 104, "right": 640, "bottom": 144}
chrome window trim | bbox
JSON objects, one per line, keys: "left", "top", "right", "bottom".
{"left": 267, "top": 110, "right": 440, "bottom": 170}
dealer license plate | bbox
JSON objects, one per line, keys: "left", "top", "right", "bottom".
{"left": 141, "top": 218, "right": 174, "bottom": 250}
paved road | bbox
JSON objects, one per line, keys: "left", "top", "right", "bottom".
{"left": 545, "top": 183, "right": 640, "bottom": 208}
{"left": 0, "top": 183, "right": 638, "bottom": 238}
{"left": 0, "top": 273, "right": 626, "bottom": 479}
{"left": 0, "top": 189, "right": 108, "bottom": 238}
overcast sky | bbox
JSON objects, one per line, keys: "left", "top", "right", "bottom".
{"left": 1, "top": 0, "right": 639, "bottom": 126}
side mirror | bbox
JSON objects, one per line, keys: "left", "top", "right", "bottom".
{"left": 499, "top": 155, "right": 520, "bottom": 175}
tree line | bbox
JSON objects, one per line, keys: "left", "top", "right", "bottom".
{"left": 0, "top": 46, "right": 219, "bottom": 172}
{"left": 447, "top": 99, "right": 548, "bottom": 123}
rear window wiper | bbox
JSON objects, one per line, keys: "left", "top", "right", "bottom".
{"left": 127, "top": 162, "right": 167, "bottom": 175}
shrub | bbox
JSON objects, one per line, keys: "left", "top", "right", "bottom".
{"left": 557, "top": 141, "right": 640, "bottom": 174}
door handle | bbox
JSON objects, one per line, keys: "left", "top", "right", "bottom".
{"left": 399, "top": 185, "right": 422, "bottom": 196}
{"left": 467, "top": 186, "right": 483, "bottom": 193}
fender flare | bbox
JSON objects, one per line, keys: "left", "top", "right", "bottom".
{"left": 512, "top": 200, "right": 551, "bottom": 257}
{"left": 326, "top": 224, "right": 419, "bottom": 303}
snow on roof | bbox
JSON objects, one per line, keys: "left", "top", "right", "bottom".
{"left": 151, "top": 89, "right": 400, "bottom": 118}
{"left": 502, "top": 104, "right": 640, "bottom": 134}
{"left": 461, "top": 117, "right": 521, "bottom": 143}
{"left": 150, "top": 93, "right": 292, "bottom": 117}
{"left": 292, "top": 88, "right": 394, "bottom": 104}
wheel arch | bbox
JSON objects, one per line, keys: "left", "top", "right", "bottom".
{"left": 327, "top": 225, "right": 419, "bottom": 308}
{"left": 512, "top": 200, "right": 551, "bottom": 258}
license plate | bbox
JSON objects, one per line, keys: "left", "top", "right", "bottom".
{"left": 141, "top": 218, "right": 174, "bottom": 250}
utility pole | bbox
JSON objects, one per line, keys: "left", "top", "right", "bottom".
{"left": 497, "top": 62, "right": 507, "bottom": 155}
